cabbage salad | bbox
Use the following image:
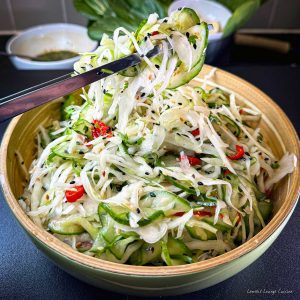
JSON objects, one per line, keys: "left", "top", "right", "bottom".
{"left": 20, "top": 8, "right": 296, "bottom": 266}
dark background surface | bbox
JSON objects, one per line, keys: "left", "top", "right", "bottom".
{"left": 0, "top": 35, "right": 299, "bottom": 299}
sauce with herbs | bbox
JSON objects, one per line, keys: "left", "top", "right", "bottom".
{"left": 34, "top": 50, "right": 77, "bottom": 61}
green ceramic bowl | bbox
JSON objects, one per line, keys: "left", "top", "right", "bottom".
{"left": 1, "top": 66, "right": 299, "bottom": 296}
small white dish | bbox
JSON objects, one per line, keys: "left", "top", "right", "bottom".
{"left": 6, "top": 23, "right": 98, "bottom": 70}
{"left": 168, "top": 0, "right": 232, "bottom": 41}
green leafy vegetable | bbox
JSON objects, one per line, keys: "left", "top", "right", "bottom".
{"left": 216, "top": 0, "right": 270, "bottom": 37}
{"left": 73, "top": 0, "right": 172, "bottom": 40}
{"left": 222, "top": 0, "right": 260, "bottom": 37}
{"left": 74, "top": 0, "right": 268, "bottom": 41}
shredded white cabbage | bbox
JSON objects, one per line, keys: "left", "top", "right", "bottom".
{"left": 20, "top": 9, "right": 296, "bottom": 266}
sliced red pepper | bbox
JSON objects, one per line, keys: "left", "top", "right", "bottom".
{"left": 191, "top": 128, "right": 200, "bottom": 136}
{"left": 180, "top": 154, "right": 201, "bottom": 166}
{"left": 151, "top": 31, "right": 159, "bottom": 36}
{"left": 173, "top": 212, "right": 185, "bottom": 217}
{"left": 224, "top": 169, "right": 231, "bottom": 176}
{"left": 187, "top": 156, "right": 201, "bottom": 166}
{"left": 227, "top": 145, "right": 245, "bottom": 160}
{"left": 239, "top": 109, "right": 244, "bottom": 114}
{"left": 65, "top": 185, "right": 85, "bottom": 203}
{"left": 92, "top": 120, "right": 112, "bottom": 139}
{"left": 193, "top": 211, "right": 212, "bottom": 217}
{"left": 173, "top": 211, "right": 212, "bottom": 217}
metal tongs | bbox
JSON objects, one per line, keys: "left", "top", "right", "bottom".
{"left": 0, "top": 44, "right": 168, "bottom": 122}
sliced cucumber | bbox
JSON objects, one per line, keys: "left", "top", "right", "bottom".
{"left": 170, "top": 254, "right": 193, "bottom": 264}
{"left": 140, "top": 191, "right": 191, "bottom": 217}
{"left": 168, "top": 34, "right": 207, "bottom": 89}
{"left": 171, "top": 8, "right": 200, "bottom": 31}
{"left": 49, "top": 219, "right": 84, "bottom": 236}
{"left": 72, "top": 118, "right": 93, "bottom": 139}
{"left": 157, "top": 154, "right": 179, "bottom": 167}
{"left": 90, "top": 230, "right": 107, "bottom": 254}
{"left": 165, "top": 176, "right": 196, "bottom": 195}
{"left": 168, "top": 23, "right": 208, "bottom": 89}
{"left": 218, "top": 114, "right": 240, "bottom": 137}
{"left": 109, "top": 236, "right": 139, "bottom": 260}
{"left": 186, "top": 222, "right": 217, "bottom": 240}
{"left": 99, "top": 202, "right": 165, "bottom": 227}
{"left": 137, "top": 210, "right": 165, "bottom": 226}
{"left": 161, "top": 240, "right": 172, "bottom": 266}
{"left": 167, "top": 236, "right": 192, "bottom": 256}
{"left": 202, "top": 216, "right": 233, "bottom": 232}
{"left": 48, "top": 215, "right": 98, "bottom": 239}
{"left": 99, "top": 214, "right": 117, "bottom": 243}
{"left": 99, "top": 202, "right": 130, "bottom": 225}
{"left": 186, "top": 225, "right": 208, "bottom": 240}
{"left": 163, "top": 176, "right": 214, "bottom": 203}
{"left": 205, "top": 88, "right": 230, "bottom": 108}
{"left": 161, "top": 237, "right": 193, "bottom": 266}
{"left": 186, "top": 24, "right": 209, "bottom": 70}
{"left": 257, "top": 200, "right": 273, "bottom": 222}
{"left": 194, "top": 86, "right": 208, "bottom": 100}
{"left": 129, "top": 242, "right": 161, "bottom": 265}
{"left": 51, "top": 141, "right": 84, "bottom": 161}
{"left": 101, "top": 241, "right": 143, "bottom": 264}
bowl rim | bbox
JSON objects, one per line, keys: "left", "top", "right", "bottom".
{"left": 6, "top": 23, "right": 98, "bottom": 65}
{"left": 0, "top": 65, "right": 299, "bottom": 276}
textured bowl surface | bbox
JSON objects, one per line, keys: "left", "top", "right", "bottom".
{"left": 0, "top": 65, "right": 299, "bottom": 296}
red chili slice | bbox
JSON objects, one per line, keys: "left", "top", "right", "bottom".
{"left": 227, "top": 145, "right": 245, "bottom": 160}
{"left": 92, "top": 120, "right": 112, "bottom": 139}
{"left": 179, "top": 153, "right": 201, "bottom": 166}
{"left": 65, "top": 185, "right": 85, "bottom": 203}
{"left": 173, "top": 211, "right": 212, "bottom": 217}
{"left": 193, "top": 211, "right": 212, "bottom": 217}
{"left": 173, "top": 212, "right": 185, "bottom": 217}
{"left": 187, "top": 156, "right": 201, "bottom": 166}
{"left": 191, "top": 128, "right": 200, "bottom": 136}
{"left": 224, "top": 169, "right": 231, "bottom": 176}
{"left": 151, "top": 31, "right": 159, "bottom": 36}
